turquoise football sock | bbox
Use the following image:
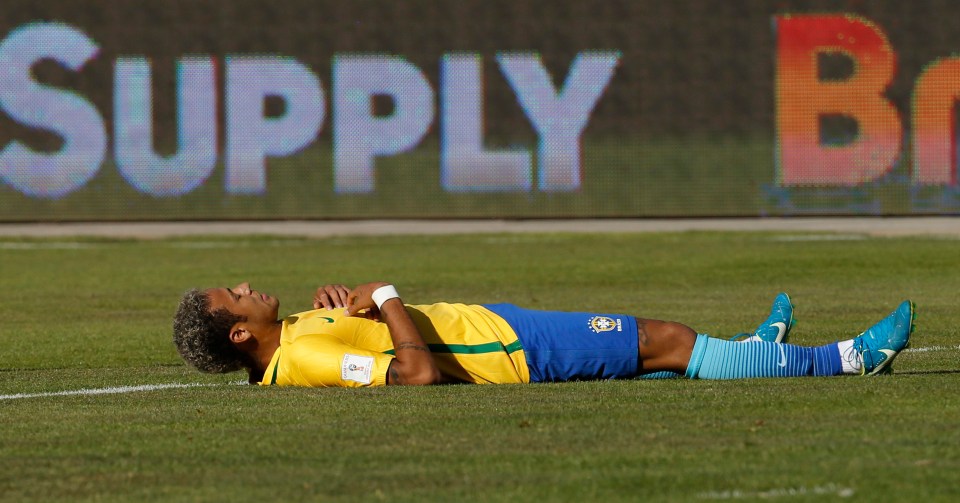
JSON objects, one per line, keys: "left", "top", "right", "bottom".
{"left": 636, "top": 371, "right": 682, "bottom": 379}
{"left": 684, "top": 334, "right": 842, "bottom": 379}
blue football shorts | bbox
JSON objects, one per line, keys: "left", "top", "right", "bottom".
{"left": 483, "top": 303, "right": 639, "bottom": 382}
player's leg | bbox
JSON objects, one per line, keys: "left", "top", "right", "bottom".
{"left": 685, "top": 300, "right": 914, "bottom": 379}
{"left": 636, "top": 318, "right": 698, "bottom": 374}
{"left": 637, "top": 293, "right": 795, "bottom": 379}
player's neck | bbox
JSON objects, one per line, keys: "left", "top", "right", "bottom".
{"left": 249, "top": 321, "right": 282, "bottom": 374}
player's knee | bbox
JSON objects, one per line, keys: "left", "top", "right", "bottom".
{"left": 639, "top": 319, "right": 695, "bottom": 350}
{"left": 638, "top": 319, "right": 697, "bottom": 371}
{"left": 650, "top": 321, "right": 696, "bottom": 357}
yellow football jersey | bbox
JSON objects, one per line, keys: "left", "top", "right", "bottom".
{"left": 259, "top": 303, "right": 530, "bottom": 387}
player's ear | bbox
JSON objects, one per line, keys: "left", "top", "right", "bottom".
{"left": 229, "top": 325, "right": 252, "bottom": 344}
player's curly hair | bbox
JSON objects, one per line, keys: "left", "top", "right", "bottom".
{"left": 173, "top": 289, "right": 253, "bottom": 373}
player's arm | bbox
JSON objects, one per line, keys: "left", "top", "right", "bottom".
{"left": 345, "top": 282, "right": 442, "bottom": 386}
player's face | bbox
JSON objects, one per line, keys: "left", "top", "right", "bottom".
{"left": 205, "top": 282, "right": 280, "bottom": 324}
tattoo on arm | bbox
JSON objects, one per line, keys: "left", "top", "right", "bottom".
{"left": 389, "top": 366, "right": 401, "bottom": 385}
{"left": 396, "top": 342, "right": 430, "bottom": 352}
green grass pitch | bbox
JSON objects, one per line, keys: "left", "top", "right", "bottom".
{"left": 1, "top": 231, "right": 958, "bottom": 502}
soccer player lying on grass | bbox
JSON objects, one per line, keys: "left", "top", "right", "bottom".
{"left": 173, "top": 281, "right": 915, "bottom": 387}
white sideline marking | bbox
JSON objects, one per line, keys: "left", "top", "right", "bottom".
{"left": 0, "top": 240, "right": 306, "bottom": 251}
{"left": 903, "top": 345, "right": 960, "bottom": 354}
{"left": 0, "top": 382, "right": 216, "bottom": 401}
{"left": 699, "top": 483, "right": 855, "bottom": 499}
{"left": 770, "top": 234, "right": 866, "bottom": 242}
{"left": 0, "top": 242, "right": 98, "bottom": 250}
{"left": 167, "top": 240, "right": 305, "bottom": 249}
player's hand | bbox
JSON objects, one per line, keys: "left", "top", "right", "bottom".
{"left": 313, "top": 284, "right": 351, "bottom": 309}
{"left": 344, "top": 281, "right": 392, "bottom": 318}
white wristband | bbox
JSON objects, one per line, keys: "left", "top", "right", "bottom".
{"left": 371, "top": 284, "right": 400, "bottom": 309}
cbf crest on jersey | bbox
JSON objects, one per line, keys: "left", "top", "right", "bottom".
{"left": 588, "top": 316, "right": 622, "bottom": 333}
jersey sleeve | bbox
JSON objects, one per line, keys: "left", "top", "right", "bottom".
{"left": 283, "top": 334, "right": 394, "bottom": 387}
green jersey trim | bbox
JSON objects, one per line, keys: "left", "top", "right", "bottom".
{"left": 383, "top": 340, "right": 523, "bottom": 356}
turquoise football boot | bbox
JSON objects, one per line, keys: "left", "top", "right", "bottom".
{"left": 853, "top": 300, "right": 915, "bottom": 375}
{"left": 732, "top": 293, "right": 795, "bottom": 343}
